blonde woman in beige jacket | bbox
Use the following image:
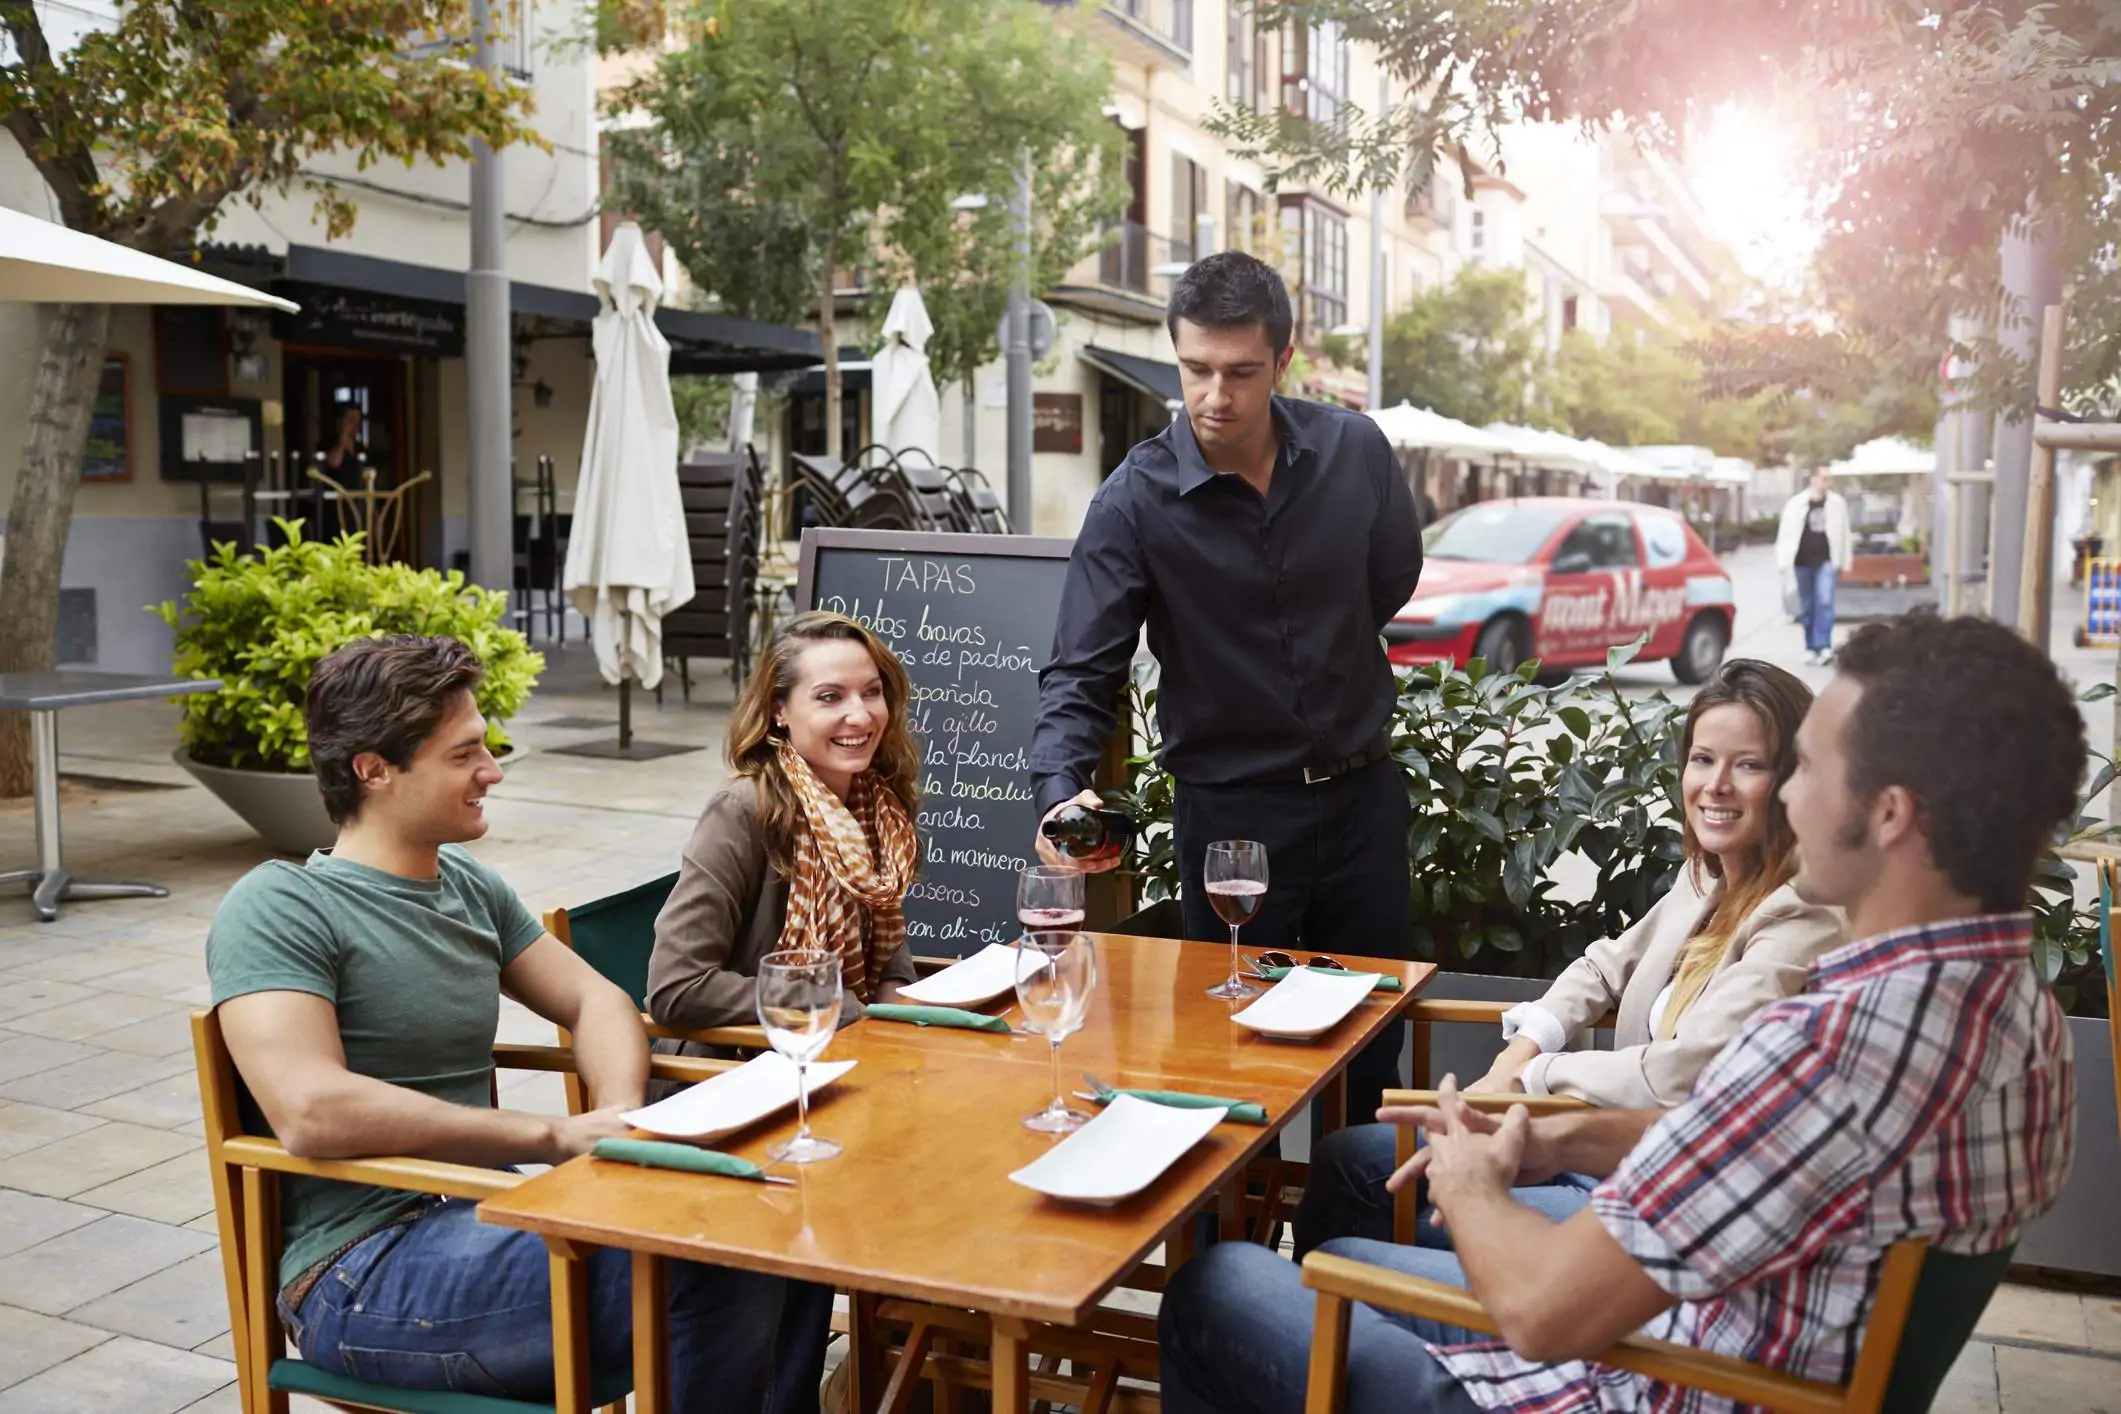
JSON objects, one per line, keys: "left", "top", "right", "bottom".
{"left": 1293, "top": 658, "right": 1845, "bottom": 1256}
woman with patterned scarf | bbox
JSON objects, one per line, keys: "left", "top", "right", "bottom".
{"left": 648, "top": 610, "right": 923, "bottom": 1037}
{"left": 645, "top": 611, "right": 922, "bottom": 1414}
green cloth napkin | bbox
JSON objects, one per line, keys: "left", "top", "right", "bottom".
{"left": 1258, "top": 965, "right": 1403, "bottom": 992}
{"left": 591, "top": 1139, "right": 766, "bottom": 1179}
{"left": 1101, "top": 1089, "right": 1269, "bottom": 1125}
{"left": 864, "top": 1003, "right": 1014, "bottom": 1033}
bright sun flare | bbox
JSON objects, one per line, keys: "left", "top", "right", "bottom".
{"left": 1686, "top": 102, "right": 1820, "bottom": 292}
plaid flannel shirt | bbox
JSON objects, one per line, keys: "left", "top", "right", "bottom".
{"left": 1431, "top": 912, "right": 2075, "bottom": 1414}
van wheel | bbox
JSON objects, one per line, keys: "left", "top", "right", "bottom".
{"left": 1472, "top": 617, "right": 1529, "bottom": 675}
{"left": 1672, "top": 613, "right": 1728, "bottom": 685}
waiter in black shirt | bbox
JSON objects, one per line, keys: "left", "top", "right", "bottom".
{"left": 1029, "top": 252, "right": 1424, "bottom": 1121}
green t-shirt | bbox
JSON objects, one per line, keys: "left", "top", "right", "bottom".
{"left": 206, "top": 844, "right": 543, "bottom": 1291}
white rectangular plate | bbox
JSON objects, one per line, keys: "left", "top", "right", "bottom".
{"left": 896, "top": 941, "right": 1049, "bottom": 1008}
{"left": 1230, "top": 966, "right": 1383, "bottom": 1040}
{"left": 1009, "top": 1094, "right": 1226, "bottom": 1206}
{"left": 621, "top": 1052, "right": 858, "bottom": 1140}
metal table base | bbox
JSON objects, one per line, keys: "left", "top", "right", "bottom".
{"left": 0, "top": 709, "right": 170, "bottom": 923}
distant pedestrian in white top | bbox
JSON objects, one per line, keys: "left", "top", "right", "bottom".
{"left": 1776, "top": 469, "right": 1852, "bottom": 664}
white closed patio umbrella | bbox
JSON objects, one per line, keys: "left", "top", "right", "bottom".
{"left": 0, "top": 206, "right": 297, "bottom": 311}
{"left": 874, "top": 285, "right": 941, "bottom": 462}
{"left": 559, "top": 222, "right": 696, "bottom": 760}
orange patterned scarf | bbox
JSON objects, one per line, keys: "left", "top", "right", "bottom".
{"left": 776, "top": 739, "right": 917, "bottom": 1001}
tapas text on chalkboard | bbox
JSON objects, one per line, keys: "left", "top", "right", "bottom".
{"left": 798, "top": 528, "right": 1073, "bottom": 957}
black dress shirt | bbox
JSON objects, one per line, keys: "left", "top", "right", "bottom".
{"left": 1030, "top": 396, "right": 1423, "bottom": 816}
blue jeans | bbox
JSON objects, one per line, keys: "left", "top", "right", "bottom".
{"left": 1292, "top": 1123, "right": 1598, "bottom": 1257}
{"left": 1795, "top": 561, "right": 1837, "bottom": 654}
{"left": 1160, "top": 1241, "right": 1484, "bottom": 1414}
{"left": 280, "top": 1199, "right": 831, "bottom": 1414}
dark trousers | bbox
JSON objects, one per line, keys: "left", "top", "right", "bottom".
{"left": 1174, "top": 756, "right": 1413, "bottom": 1131}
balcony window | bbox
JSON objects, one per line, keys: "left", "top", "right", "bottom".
{"left": 1171, "top": 154, "right": 1208, "bottom": 263}
{"left": 1226, "top": 181, "right": 1261, "bottom": 254}
{"left": 1282, "top": 16, "right": 1349, "bottom": 127}
{"left": 1225, "top": 2, "right": 1263, "bottom": 109}
{"left": 1278, "top": 194, "right": 1348, "bottom": 340}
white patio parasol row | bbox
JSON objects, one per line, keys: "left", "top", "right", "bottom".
{"left": 1365, "top": 401, "right": 1681, "bottom": 487}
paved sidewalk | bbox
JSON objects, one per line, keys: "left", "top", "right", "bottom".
{"left": 1, "top": 596, "right": 2117, "bottom": 1410}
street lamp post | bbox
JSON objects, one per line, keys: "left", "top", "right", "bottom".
{"left": 466, "top": 0, "right": 512, "bottom": 595}
{"left": 1004, "top": 149, "right": 1033, "bottom": 533}
{"left": 1368, "top": 69, "right": 1389, "bottom": 413}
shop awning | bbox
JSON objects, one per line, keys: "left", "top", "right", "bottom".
{"left": 1082, "top": 344, "right": 1183, "bottom": 409}
{"left": 269, "top": 244, "right": 821, "bottom": 372}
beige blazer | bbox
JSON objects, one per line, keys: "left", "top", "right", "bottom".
{"left": 646, "top": 780, "right": 919, "bottom": 1039}
{"left": 1510, "top": 863, "right": 1845, "bottom": 1108}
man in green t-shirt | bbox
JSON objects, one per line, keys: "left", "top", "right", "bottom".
{"left": 208, "top": 634, "right": 824, "bottom": 1411}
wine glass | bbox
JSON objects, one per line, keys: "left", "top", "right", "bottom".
{"left": 755, "top": 948, "right": 844, "bottom": 1164}
{"left": 1203, "top": 840, "right": 1268, "bottom": 1001}
{"left": 1018, "top": 866, "right": 1087, "bottom": 934}
{"left": 1015, "top": 930, "right": 1098, "bottom": 1132}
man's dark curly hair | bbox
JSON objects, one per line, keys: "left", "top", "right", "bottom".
{"left": 306, "top": 635, "right": 485, "bottom": 824}
{"left": 1834, "top": 611, "right": 2085, "bottom": 913}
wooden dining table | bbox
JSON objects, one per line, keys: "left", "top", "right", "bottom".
{"left": 477, "top": 933, "right": 1435, "bottom": 1414}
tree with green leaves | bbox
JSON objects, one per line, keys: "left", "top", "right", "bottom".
{"left": 0, "top": 1, "right": 535, "bottom": 796}
{"left": 602, "top": 0, "right": 1121, "bottom": 463}
{"left": 1217, "top": 1, "right": 2121, "bottom": 405}
{"left": 1358, "top": 264, "right": 1548, "bottom": 428}
{"left": 1546, "top": 316, "right": 1818, "bottom": 466}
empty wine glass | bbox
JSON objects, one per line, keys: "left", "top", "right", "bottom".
{"left": 1203, "top": 840, "right": 1268, "bottom": 1001}
{"left": 1017, "top": 866, "right": 1087, "bottom": 934}
{"left": 1015, "top": 930, "right": 1098, "bottom": 1133}
{"left": 756, "top": 948, "right": 844, "bottom": 1164}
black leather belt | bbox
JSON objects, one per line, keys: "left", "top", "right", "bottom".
{"left": 1265, "top": 731, "right": 1392, "bottom": 786}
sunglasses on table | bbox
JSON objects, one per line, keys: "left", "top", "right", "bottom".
{"left": 1255, "top": 951, "right": 1350, "bottom": 972}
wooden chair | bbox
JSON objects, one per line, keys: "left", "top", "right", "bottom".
{"left": 1302, "top": 1236, "right": 2016, "bottom": 1414}
{"left": 195, "top": 1009, "right": 735, "bottom": 1414}
{"left": 542, "top": 873, "right": 770, "bottom": 1116}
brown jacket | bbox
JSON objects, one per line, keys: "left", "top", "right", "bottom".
{"left": 646, "top": 779, "right": 919, "bottom": 1045}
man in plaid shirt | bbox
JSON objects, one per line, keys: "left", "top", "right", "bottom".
{"left": 1161, "top": 613, "right": 2082, "bottom": 1414}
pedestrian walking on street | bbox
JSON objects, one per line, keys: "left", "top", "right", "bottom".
{"left": 1776, "top": 468, "right": 1851, "bottom": 664}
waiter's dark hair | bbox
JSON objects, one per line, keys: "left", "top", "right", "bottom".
{"left": 1167, "top": 251, "right": 1293, "bottom": 354}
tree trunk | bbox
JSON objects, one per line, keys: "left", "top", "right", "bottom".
{"left": 820, "top": 264, "right": 842, "bottom": 464}
{"left": 0, "top": 301, "right": 113, "bottom": 797}
{"left": 963, "top": 374, "right": 977, "bottom": 471}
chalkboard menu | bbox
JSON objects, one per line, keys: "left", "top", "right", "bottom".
{"left": 798, "top": 528, "right": 1073, "bottom": 957}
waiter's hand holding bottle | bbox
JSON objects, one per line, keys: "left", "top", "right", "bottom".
{"left": 1035, "top": 791, "right": 1136, "bottom": 874}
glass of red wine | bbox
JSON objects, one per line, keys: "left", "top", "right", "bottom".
{"left": 1017, "top": 866, "right": 1087, "bottom": 935}
{"left": 1203, "top": 840, "right": 1267, "bottom": 1001}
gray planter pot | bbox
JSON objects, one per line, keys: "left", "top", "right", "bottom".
{"left": 2014, "top": 1015, "right": 2121, "bottom": 1277}
{"left": 175, "top": 750, "right": 336, "bottom": 856}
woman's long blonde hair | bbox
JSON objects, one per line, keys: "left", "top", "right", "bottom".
{"left": 727, "top": 611, "right": 922, "bottom": 877}
{"left": 1657, "top": 659, "right": 1813, "bottom": 1038}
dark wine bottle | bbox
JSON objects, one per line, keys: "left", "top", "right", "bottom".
{"left": 1040, "top": 804, "right": 1136, "bottom": 864}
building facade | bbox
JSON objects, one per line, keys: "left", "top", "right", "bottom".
{"left": 0, "top": 3, "right": 813, "bottom": 674}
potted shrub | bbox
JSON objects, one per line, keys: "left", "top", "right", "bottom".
{"left": 1111, "top": 640, "right": 1685, "bottom": 981}
{"left": 154, "top": 521, "right": 544, "bottom": 854}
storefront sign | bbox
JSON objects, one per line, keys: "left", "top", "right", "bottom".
{"left": 1033, "top": 393, "right": 1083, "bottom": 454}
{"left": 275, "top": 284, "right": 465, "bottom": 357}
